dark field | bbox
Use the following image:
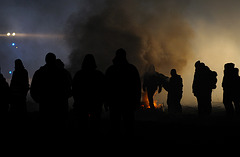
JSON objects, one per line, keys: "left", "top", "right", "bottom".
{"left": 134, "top": 107, "right": 240, "bottom": 144}
{"left": 3, "top": 103, "right": 240, "bottom": 146}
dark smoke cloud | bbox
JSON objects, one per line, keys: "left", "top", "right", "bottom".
{"left": 65, "top": 0, "right": 193, "bottom": 75}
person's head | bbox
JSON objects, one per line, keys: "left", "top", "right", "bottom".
{"left": 82, "top": 54, "right": 97, "bottom": 70}
{"left": 224, "top": 63, "right": 235, "bottom": 70}
{"left": 15, "top": 59, "right": 24, "bottom": 70}
{"left": 170, "top": 69, "right": 177, "bottom": 77}
{"left": 195, "top": 60, "right": 206, "bottom": 71}
{"left": 45, "top": 52, "right": 56, "bottom": 66}
{"left": 195, "top": 60, "right": 201, "bottom": 68}
{"left": 112, "top": 48, "right": 128, "bottom": 65}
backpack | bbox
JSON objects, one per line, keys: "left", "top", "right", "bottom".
{"left": 210, "top": 71, "right": 217, "bottom": 89}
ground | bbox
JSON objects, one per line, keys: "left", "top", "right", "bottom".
{"left": 134, "top": 108, "right": 240, "bottom": 143}
{"left": 3, "top": 104, "right": 240, "bottom": 145}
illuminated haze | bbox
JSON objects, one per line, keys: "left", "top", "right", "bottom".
{"left": 1, "top": 0, "right": 240, "bottom": 106}
{"left": 65, "top": 0, "right": 193, "bottom": 75}
{"left": 183, "top": 0, "right": 240, "bottom": 105}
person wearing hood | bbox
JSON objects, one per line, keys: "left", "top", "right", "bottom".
{"left": 72, "top": 54, "right": 105, "bottom": 131}
{"left": 105, "top": 48, "right": 141, "bottom": 137}
{"left": 10, "top": 59, "right": 29, "bottom": 114}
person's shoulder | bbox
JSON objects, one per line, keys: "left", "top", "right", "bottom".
{"left": 95, "top": 69, "right": 104, "bottom": 76}
{"left": 22, "top": 68, "right": 28, "bottom": 75}
{"left": 105, "top": 65, "right": 115, "bottom": 74}
{"left": 128, "top": 63, "right": 136, "bottom": 68}
{"left": 107, "top": 64, "right": 115, "bottom": 70}
{"left": 128, "top": 63, "right": 139, "bottom": 73}
{"left": 73, "top": 69, "right": 84, "bottom": 77}
{"left": 33, "top": 66, "right": 46, "bottom": 76}
{"left": 177, "top": 74, "right": 182, "bottom": 79}
{"left": 173, "top": 74, "right": 182, "bottom": 81}
{"left": 39, "top": 65, "right": 47, "bottom": 71}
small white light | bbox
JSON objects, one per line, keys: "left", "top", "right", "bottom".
{"left": 12, "top": 32, "right": 16, "bottom": 36}
{"left": 7, "top": 32, "right": 10, "bottom": 36}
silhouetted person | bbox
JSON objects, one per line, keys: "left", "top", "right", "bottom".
{"left": 166, "top": 69, "right": 183, "bottom": 114}
{"left": 143, "top": 65, "right": 162, "bottom": 110}
{"left": 105, "top": 48, "right": 141, "bottom": 137}
{"left": 192, "top": 61, "right": 217, "bottom": 116}
{"left": 30, "top": 53, "right": 71, "bottom": 128}
{"left": 10, "top": 59, "right": 29, "bottom": 114}
{"left": 0, "top": 73, "right": 10, "bottom": 114}
{"left": 222, "top": 63, "right": 240, "bottom": 116}
{"left": 72, "top": 54, "right": 104, "bottom": 132}
{"left": 56, "top": 58, "right": 72, "bottom": 94}
{"left": 0, "top": 73, "right": 10, "bottom": 128}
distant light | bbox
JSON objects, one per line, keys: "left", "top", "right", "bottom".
{"left": 11, "top": 43, "right": 15, "bottom": 46}
{"left": 12, "top": 32, "right": 16, "bottom": 36}
{"left": 7, "top": 32, "right": 10, "bottom": 36}
{"left": 15, "top": 46, "right": 18, "bottom": 49}
{"left": 9, "top": 71, "right": 12, "bottom": 74}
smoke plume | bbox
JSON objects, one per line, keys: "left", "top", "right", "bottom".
{"left": 65, "top": 0, "right": 193, "bottom": 75}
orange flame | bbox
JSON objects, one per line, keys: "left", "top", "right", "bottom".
{"left": 141, "top": 91, "right": 164, "bottom": 111}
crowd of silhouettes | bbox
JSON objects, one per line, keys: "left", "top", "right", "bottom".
{"left": 2, "top": 48, "right": 240, "bottom": 137}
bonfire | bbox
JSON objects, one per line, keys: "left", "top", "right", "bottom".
{"left": 141, "top": 91, "right": 164, "bottom": 111}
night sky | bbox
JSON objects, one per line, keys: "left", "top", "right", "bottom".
{"left": 1, "top": 0, "right": 240, "bottom": 105}
{"left": 0, "top": 0, "right": 82, "bottom": 77}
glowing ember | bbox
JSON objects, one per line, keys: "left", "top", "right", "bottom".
{"left": 141, "top": 91, "right": 164, "bottom": 111}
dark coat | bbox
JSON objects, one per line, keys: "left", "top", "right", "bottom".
{"left": 10, "top": 69, "right": 29, "bottom": 99}
{"left": 30, "top": 64, "right": 71, "bottom": 113}
{"left": 105, "top": 62, "right": 141, "bottom": 111}
{"left": 72, "top": 69, "right": 105, "bottom": 112}
{"left": 0, "top": 74, "right": 10, "bottom": 112}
